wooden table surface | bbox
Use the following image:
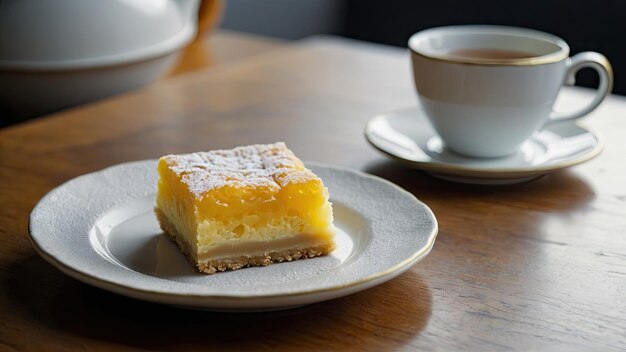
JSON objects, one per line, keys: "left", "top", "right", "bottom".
{"left": 1, "top": 31, "right": 626, "bottom": 351}
{"left": 166, "top": 29, "right": 284, "bottom": 77}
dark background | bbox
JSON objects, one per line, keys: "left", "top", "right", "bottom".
{"left": 342, "top": 0, "right": 623, "bottom": 94}
{"left": 223, "top": 0, "right": 625, "bottom": 94}
{"left": 3, "top": 1, "right": 622, "bottom": 127}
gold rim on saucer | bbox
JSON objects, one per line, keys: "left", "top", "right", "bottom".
{"left": 364, "top": 109, "right": 604, "bottom": 179}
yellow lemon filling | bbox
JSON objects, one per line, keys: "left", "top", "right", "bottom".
{"left": 155, "top": 142, "right": 336, "bottom": 274}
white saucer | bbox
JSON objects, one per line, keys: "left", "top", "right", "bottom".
{"left": 365, "top": 107, "right": 603, "bottom": 185}
{"left": 28, "top": 160, "right": 437, "bottom": 311}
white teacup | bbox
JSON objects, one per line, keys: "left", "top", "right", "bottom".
{"left": 409, "top": 25, "right": 613, "bottom": 158}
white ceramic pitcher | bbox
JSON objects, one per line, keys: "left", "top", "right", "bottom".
{"left": 0, "top": 0, "right": 220, "bottom": 120}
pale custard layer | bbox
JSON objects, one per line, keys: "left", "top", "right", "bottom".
{"left": 155, "top": 142, "right": 336, "bottom": 274}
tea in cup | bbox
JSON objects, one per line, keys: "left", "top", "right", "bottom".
{"left": 409, "top": 25, "right": 613, "bottom": 158}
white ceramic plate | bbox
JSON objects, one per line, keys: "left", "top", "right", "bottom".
{"left": 365, "top": 107, "right": 603, "bottom": 185}
{"left": 29, "top": 160, "right": 438, "bottom": 311}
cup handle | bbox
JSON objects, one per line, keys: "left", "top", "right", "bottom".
{"left": 546, "top": 52, "right": 613, "bottom": 125}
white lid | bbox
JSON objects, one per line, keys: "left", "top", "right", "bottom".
{"left": 0, "top": 0, "right": 198, "bottom": 70}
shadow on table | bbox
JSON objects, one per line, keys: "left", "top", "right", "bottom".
{"left": 363, "top": 160, "right": 595, "bottom": 213}
{"left": 3, "top": 255, "right": 432, "bottom": 351}
{"left": 364, "top": 159, "right": 596, "bottom": 272}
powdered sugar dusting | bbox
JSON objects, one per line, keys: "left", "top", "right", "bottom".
{"left": 161, "top": 142, "right": 319, "bottom": 198}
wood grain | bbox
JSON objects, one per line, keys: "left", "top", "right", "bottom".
{"left": 1, "top": 34, "right": 625, "bottom": 351}
{"left": 167, "top": 30, "right": 284, "bottom": 78}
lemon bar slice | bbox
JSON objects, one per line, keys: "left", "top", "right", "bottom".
{"left": 155, "top": 142, "right": 336, "bottom": 274}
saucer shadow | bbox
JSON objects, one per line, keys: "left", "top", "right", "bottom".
{"left": 3, "top": 255, "right": 432, "bottom": 351}
{"left": 364, "top": 160, "right": 595, "bottom": 213}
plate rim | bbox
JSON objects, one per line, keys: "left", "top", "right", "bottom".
{"left": 364, "top": 107, "right": 604, "bottom": 177}
{"left": 28, "top": 160, "right": 438, "bottom": 302}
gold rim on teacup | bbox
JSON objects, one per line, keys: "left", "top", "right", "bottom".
{"left": 408, "top": 25, "right": 570, "bottom": 66}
